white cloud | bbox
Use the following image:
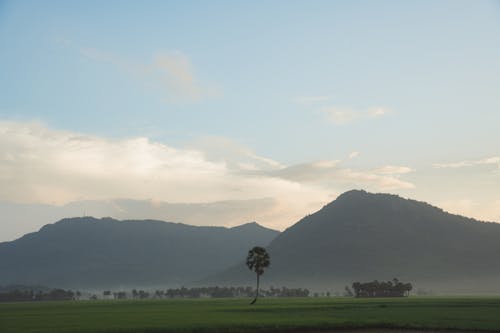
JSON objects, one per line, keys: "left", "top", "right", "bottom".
{"left": 330, "top": 168, "right": 415, "bottom": 190}
{"left": 151, "top": 51, "right": 219, "bottom": 102}
{"left": 268, "top": 160, "right": 341, "bottom": 182}
{"left": 268, "top": 160, "right": 415, "bottom": 190}
{"left": 439, "top": 199, "right": 500, "bottom": 223}
{"left": 368, "top": 107, "right": 390, "bottom": 117}
{"left": 321, "top": 107, "right": 359, "bottom": 124}
{"left": 439, "top": 199, "right": 477, "bottom": 217}
{"left": 0, "top": 121, "right": 331, "bottom": 235}
{"left": 0, "top": 121, "right": 287, "bottom": 205}
{"left": 348, "top": 151, "right": 360, "bottom": 159}
{"left": 321, "top": 106, "right": 391, "bottom": 125}
{"left": 75, "top": 44, "right": 218, "bottom": 103}
{"left": 185, "top": 136, "right": 283, "bottom": 172}
{"left": 0, "top": 122, "right": 415, "bottom": 202}
{"left": 372, "top": 165, "right": 414, "bottom": 175}
{"left": 295, "top": 95, "right": 331, "bottom": 103}
{"left": 433, "top": 156, "right": 500, "bottom": 169}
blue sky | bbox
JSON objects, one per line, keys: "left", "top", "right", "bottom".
{"left": 1, "top": 0, "right": 499, "bottom": 240}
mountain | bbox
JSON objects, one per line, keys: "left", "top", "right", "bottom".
{"left": 0, "top": 217, "right": 279, "bottom": 289}
{"left": 210, "top": 190, "right": 500, "bottom": 294}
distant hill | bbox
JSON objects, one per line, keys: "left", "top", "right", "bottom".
{"left": 0, "top": 217, "right": 279, "bottom": 289}
{"left": 209, "top": 190, "right": 500, "bottom": 294}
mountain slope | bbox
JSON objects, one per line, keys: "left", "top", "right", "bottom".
{"left": 210, "top": 190, "right": 500, "bottom": 293}
{"left": 0, "top": 217, "right": 279, "bottom": 289}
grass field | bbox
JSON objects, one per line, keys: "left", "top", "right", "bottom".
{"left": 1, "top": 297, "right": 500, "bottom": 333}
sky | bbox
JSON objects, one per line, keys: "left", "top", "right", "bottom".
{"left": 1, "top": 0, "right": 499, "bottom": 241}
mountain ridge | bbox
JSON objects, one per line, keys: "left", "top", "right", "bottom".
{"left": 0, "top": 217, "right": 279, "bottom": 289}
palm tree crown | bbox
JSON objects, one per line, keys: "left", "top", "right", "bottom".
{"left": 246, "top": 246, "right": 270, "bottom": 275}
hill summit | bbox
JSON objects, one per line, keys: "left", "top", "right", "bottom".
{"left": 212, "top": 190, "right": 500, "bottom": 294}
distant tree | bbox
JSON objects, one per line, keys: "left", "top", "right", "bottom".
{"left": 114, "top": 291, "right": 127, "bottom": 299}
{"left": 246, "top": 246, "right": 270, "bottom": 305}
{"left": 154, "top": 290, "right": 164, "bottom": 299}
{"left": 138, "top": 290, "right": 149, "bottom": 299}
{"left": 403, "top": 282, "right": 413, "bottom": 296}
{"left": 344, "top": 285, "right": 354, "bottom": 297}
{"left": 351, "top": 279, "right": 412, "bottom": 297}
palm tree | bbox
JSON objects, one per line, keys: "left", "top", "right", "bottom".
{"left": 246, "top": 246, "right": 270, "bottom": 305}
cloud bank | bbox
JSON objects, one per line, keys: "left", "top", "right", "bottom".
{"left": 0, "top": 120, "right": 415, "bottom": 240}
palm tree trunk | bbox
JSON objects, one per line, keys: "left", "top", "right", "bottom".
{"left": 250, "top": 274, "right": 259, "bottom": 305}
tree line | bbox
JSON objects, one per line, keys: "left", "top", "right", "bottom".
{"left": 0, "top": 288, "right": 76, "bottom": 302}
{"left": 351, "top": 278, "right": 412, "bottom": 297}
{"left": 0, "top": 286, "right": 309, "bottom": 302}
{"left": 110, "top": 286, "right": 310, "bottom": 299}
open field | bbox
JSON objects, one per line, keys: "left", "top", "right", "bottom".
{"left": 1, "top": 297, "right": 500, "bottom": 333}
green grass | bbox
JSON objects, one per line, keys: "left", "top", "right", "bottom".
{"left": 1, "top": 297, "right": 500, "bottom": 333}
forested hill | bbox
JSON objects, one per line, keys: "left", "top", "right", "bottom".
{"left": 0, "top": 217, "right": 279, "bottom": 289}
{"left": 210, "top": 190, "right": 500, "bottom": 294}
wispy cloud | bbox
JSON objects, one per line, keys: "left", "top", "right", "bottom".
{"left": 185, "top": 135, "right": 283, "bottom": 172}
{"left": 367, "top": 107, "right": 390, "bottom": 117}
{"left": 439, "top": 199, "right": 500, "bottom": 222}
{"left": 150, "top": 51, "right": 220, "bottom": 102}
{"left": 60, "top": 39, "right": 219, "bottom": 103}
{"left": 295, "top": 95, "right": 331, "bottom": 103}
{"left": 372, "top": 165, "right": 414, "bottom": 175}
{"left": 267, "top": 160, "right": 415, "bottom": 190}
{"left": 348, "top": 151, "right": 360, "bottom": 160}
{"left": 334, "top": 168, "right": 415, "bottom": 190}
{"left": 433, "top": 156, "right": 500, "bottom": 169}
{"left": 321, "top": 106, "right": 391, "bottom": 125}
{"left": 267, "top": 160, "right": 341, "bottom": 182}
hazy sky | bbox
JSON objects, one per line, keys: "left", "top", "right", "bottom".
{"left": 1, "top": 1, "right": 499, "bottom": 241}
